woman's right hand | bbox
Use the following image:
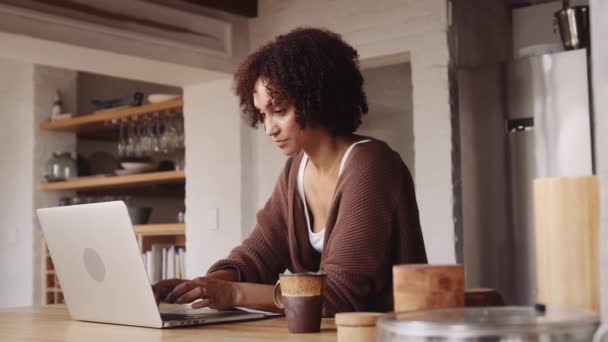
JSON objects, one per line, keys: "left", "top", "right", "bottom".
{"left": 152, "top": 278, "right": 186, "bottom": 305}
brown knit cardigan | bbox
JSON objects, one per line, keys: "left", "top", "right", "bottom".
{"left": 208, "top": 139, "right": 427, "bottom": 316}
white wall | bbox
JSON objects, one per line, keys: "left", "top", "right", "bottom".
{"left": 0, "top": 58, "right": 35, "bottom": 307}
{"left": 245, "top": 0, "right": 454, "bottom": 263}
{"left": 183, "top": 79, "right": 244, "bottom": 278}
{"left": 360, "top": 63, "right": 415, "bottom": 175}
{"left": 590, "top": 0, "right": 608, "bottom": 319}
{"left": 0, "top": 61, "right": 76, "bottom": 307}
{"left": 32, "top": 65, "right": 78, "bottom": 305}
{"left": 0, "top": 32, "right": 225, "bottom": 87}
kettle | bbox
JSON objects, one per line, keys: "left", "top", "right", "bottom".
{"left": 554, "top": 0, "right": 590, "bottom": 50}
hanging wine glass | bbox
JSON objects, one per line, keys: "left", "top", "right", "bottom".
{"left": 117, "top": 119, "right": 127, "bottom": 159}
{"left": 138, "top": 116, "right": 152, "bottom": 158}
{"left": 175, "top": 114, "right": 185, "bottom": 149}
{"left": 125, "top": 120, "right": 137, "bottom": 158}
{"left": 152, "top": 111, "right": 162, "bottom": 153}
{"left": 159, "top": 114, "right": 172, "bottom": 154}
{"left": 133, "top": 117, "right": 144, "bottom": 158}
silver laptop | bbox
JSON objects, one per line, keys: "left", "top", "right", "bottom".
{"left": 37, "top": 201, "right": 266, "bottom": 328}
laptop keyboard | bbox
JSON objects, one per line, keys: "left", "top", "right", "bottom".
{"left": 161, "top": 310, "right": 242, "bottom": 321}
{"left": 161, "top": 313, "right": 207, "bottom": 321}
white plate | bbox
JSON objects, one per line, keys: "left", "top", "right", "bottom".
{"left": 148, "top": 94, "right": 181, "bottom": 103}
{"left": 114, "top": 169, "right": 142, "bottom": 176}
{"left": 120, "top": 162, "right": 156, "bottom": 172}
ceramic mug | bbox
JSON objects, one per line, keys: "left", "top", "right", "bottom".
{"left": 273, "top": 272, "right": 325, "bottom": 333}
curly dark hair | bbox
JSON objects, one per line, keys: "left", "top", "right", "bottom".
{"left": 233, "top": 27, "right": 368, "bottom": 136}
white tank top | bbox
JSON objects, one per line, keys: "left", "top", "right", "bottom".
{"left": 297, "top": 140, "right": 371, "bottom": 253}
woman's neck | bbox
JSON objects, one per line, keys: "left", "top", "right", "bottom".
{"left": 302, "top": 131, "right": 357, "bottom": 176}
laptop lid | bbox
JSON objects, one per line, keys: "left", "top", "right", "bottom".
{"left": 37, "top": 201, "right": 164, "bottom": 328}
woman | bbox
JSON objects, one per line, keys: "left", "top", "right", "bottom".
{"left": 155, "top": 27, "right": 427, "bottom": 316}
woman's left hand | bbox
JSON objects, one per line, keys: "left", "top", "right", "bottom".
{"left": 164, "top": 277, "right": 238, "bottom": 310}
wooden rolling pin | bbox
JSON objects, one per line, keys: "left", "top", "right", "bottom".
{"left": 534, "top": 176, "right": 599, "bottom": 313}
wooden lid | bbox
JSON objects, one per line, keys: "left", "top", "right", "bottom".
{"left": 335, "top": 312, "right": 385, "bottom": 327}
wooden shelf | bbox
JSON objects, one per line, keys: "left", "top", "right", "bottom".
{"left": 133, "top": 223, "right": 185, "bottom": 236}
{"left": 39, "top": 98, "right": 182, "bottom": 133}
{"left": 39, "top": 171, "right": 185, "bottom": 192}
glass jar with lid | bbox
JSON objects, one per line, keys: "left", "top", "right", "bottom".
{"left": 377, "top": 305, "right": 599, "bottom": 341}
{"left": 45, "top": 152, "right": 77, "bottom": 182}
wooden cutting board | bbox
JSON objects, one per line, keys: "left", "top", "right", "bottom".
{"left": 534, "top": 176, "right": 599, "bottom": 313}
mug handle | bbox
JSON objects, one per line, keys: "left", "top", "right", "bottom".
{"left": 272, "top": 279, "right": 284, "bottom": 309}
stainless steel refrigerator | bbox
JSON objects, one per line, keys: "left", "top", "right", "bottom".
{"left": 505, "top": 48, "right": 594, "bottom": 304}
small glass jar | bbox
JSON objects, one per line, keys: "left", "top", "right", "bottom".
{"left": 45, "top": 152, "right": 77, "bottom": 182}
{"left": 177, "top": 211, "right": 185, "bottom": 223}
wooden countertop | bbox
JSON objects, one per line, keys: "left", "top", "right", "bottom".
{"left": 0, "top": 305, "right": 337, "bottom": 341}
